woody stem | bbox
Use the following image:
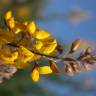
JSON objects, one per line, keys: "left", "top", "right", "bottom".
{"left": 7, "top": 43, "right": 76, "bottom": 62}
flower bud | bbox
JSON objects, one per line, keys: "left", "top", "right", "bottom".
{"left": 70, "top": 62, "right": 81, "bottom": 73}
{"left": 49, "top": 61, "right": 61, "bottom": 74}
{"left": 65, "top": 65, "right": 74, "bottom": 76}
{"left": 69, "top": 39, "right": 81, "bottom": 53}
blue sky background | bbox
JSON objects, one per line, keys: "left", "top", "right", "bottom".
{"left": 36, "top": 1, "right": 96, "bottom": 96}
{"left": 38, "top": 0, "right": 96, "bottom": 44}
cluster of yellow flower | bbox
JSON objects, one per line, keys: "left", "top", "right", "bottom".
{"left": 0, "top": 11, "right": 57, "bottom": 82}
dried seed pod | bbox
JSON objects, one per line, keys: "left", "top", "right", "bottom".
{"left": 49, "top": 61, "right": 61, "bottom": 74}
{"left": 65, "top": 65, "right": 74, "bottom": 76}
{"left": 56, "top": 44, "right": 64, "bottom": 54}
{"left": 77, "top": 47, "right": 92, "bottom": 60}
{"left": 77, "top": 53, "right": 91, "bottom": 61}
{"left": 77, "top": 52, "right": 85, "bottom": 60}
{"left": 85, "top": 47, "right": 92, "bottom": 55}
{"left": 69, "top": 39, "right": 81, "bottom": 53}
{"left": 0, "top": 64, "right": 17, "bottom": 84}
{"left": 70, "top": 62, "right": 81, "bottom": 73}
{"left": 82, "top": 56, "right": 91, "bottom": 61}
{"left": 84, "top": 59, "right": 96, "bottom": 64}
{"left": 84, "top": 64, "right": 92, "bottom": 70}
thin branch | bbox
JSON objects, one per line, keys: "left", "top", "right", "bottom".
{"left": 7, "top": 43, "right": 76, "bottom": 62}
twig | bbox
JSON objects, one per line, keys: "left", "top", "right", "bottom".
{"left": 7, "top": 43, "right": 76, "bottom": 62}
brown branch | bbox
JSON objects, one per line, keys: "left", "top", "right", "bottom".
{"left": 7, "top": 43, "right": 76, "bottom": 62}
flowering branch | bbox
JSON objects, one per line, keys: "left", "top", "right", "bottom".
{"left": 0, "top": 10, "right": 95, "bottom": 83}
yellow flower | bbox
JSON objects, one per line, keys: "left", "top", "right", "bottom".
{"left": 31, "top": 55, "right": 41, "bottom": 61}
{"left": 15, "top": 60, "right": 29, "bottom": 69}
{"left": 18, "top": 46, "right": 41, "bottom": 62}
{"left": 0, "top": 52, "right": 18, "bottom": 63}
{"left": 0, "top": 31, "right": 14, "bottom": 45}
{"left": 4, "top": 10, "right": 12, "bottom": 20}
{"left": 33, "top": 40, "right": 43, "bottom": 50}
{"left": 39, "top": 66, "right": 53, "bottom": 74}
{"left": 23, "top": 56, "right": 34, "bottom": 63}
{"left": 31, "top": 65, "right": 52, "bottom": 82}
{"left": 17, "top": 39, "right": 28, "bottom": 47}
{"left": 33, "top": 29, "right": 50, "bottom": 39}
{"left": 12, "top": 27, "right": 21, "bottom": 34}
{"left": 31, "top": 66, "right": 39, "bottom": 82}
{"left": 13, "top": 22, "right": 29, "bottom": 34}
{"left": 18, "top": 46, "right": 35, "bottom": 63}
{"left": 26, "top": 21, "right": 36, "bottom": 35}
{"left": 40, "top": 43, "right": 57, "bottom": 54}
{"left": 19, "top": 46, "right": 34, "bottom": 56}
{"left": 39, "top": 37, "right": 57, "bottom": 54}
{"left": 6, "top": 17, "right": 15, "bottom": 29}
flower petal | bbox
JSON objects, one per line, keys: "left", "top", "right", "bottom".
{"left": 26, "top": 21, "right": 36, "bottom": 34}
{"left": 39, "top": 66, "right": 52, "bottom": 74}
{"left": 31, "top": 68, "right": 39, "bottom": 82}
{"left": 33, "top": 29, "right": 50, "bottom": 39}
{"left": 4, "top": 11, "right": 12, "bottom": 20}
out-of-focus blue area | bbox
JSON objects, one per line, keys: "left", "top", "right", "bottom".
{"left": 36, "top": 0, "right": 96, "bottom": 96}
{"left": 38, "top": 0, "right": 96, "bottom": 43}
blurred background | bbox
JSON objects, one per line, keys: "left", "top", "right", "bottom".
{"left": 0, "top": 0, "right": 96, "bottom": 96}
